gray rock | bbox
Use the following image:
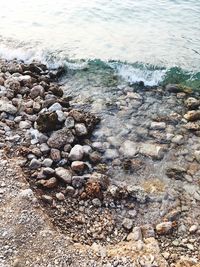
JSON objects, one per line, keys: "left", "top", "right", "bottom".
{"left": 104, "top": 149, "right": 119, "bottom": 160}
{"left": 69, "top": 145, "right": 84, "bottom": 161}
{"left": 119, "top": 141, "right": 138, "bottom": 158}
{"left": 42, "top": 158, "right": 53, "bottom": 167}
{"left": 65, "top": 116, "right": 75, "bottom": 129}
{"left": 122, "top": 218, "right": 133, "bottom": 230}
{"left": 72, "top": 176, "right": 85, "bottom": 188}
{"left": 0, "top": 100, "right": 17, "bottom": 114}
{"left": 30, "top": 85, "right": 45, "bottom": 99}
{"left": 82, "top": 145, "right": 92, "bottom": 155}
{"left": 55, "top": 167, "right": 72, "bottom": 184}
{"left": 92, "top": 198, "right": 102, "bottom": 207}
{"left": 47, "top": 128, "right": 74, "bottom": 149}
{"left": 19, "top": 120, "right": 32, "bottom": 129}
{"left": 127, "top": 185, "right": 147, "bottom": 203}
{"left": 40, "top": 143, "right": 50, "bottom": 154}
{"left": 75, "top": 123, "right": 88, "bottom": 136}
{"left": 71, "top": 161, "right": 85, "bottom": 172}
{"left": 127, "top": 227, "right": 142, "bottom": 241}
{"left": 56, "top": 110, "right": 66, "bottom": 122}
{"left": 4, "top": 78, "right": 20, "bottom": 93}
{"left": 171, "top": 135, "right": 184, "bottom": 145}
{"left": 139, "top": 143, "right": 165, "bottom": 159}
{"left": 194, "top": 151, "right": 200, "bottom": 163}
{"left": 29, "top": 158, "right": 41, "bottom": 169}
{"left": 50, "top": 148, "right": 61, "bottom": 162}
{"left": 43, "top": 167, "right": 55, "bottom": 176}
{"left": 48, "top": 102, "right": 62, "bottom": 112}
{"left": 150, "top": 122, "right": 166, "bottom": 130}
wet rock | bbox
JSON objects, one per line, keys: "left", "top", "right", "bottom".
{"left": 89, "top": 151, "right": 101, "bottom": 163}
{"left": 75, "top": 123, "right": 88, "bottom": 136}
{"left": 122, "top": 218, "right": 133, "bottom": 230}
{"left": 166, "top": 166, "right": 186, "bottom": 180}
{"left": 36, "top": 112, "right": 59, "bottom": 132}
{"left": 55, "top": 167, "right": 72, "bottom": 184}
{"left": 71, "top": 161, "right": 85, "bottom": 172}
{"left": 127, "top": 185, "right": 147, "bottom": 203}
{"left": 150, "top": 122, "right": 166, "bottom": 130}
{"left": 139, "top": 143, "right": 165, "bottom": 159}
{"left": 50, "top": 148, "right": 61, "bottom": 162}
{"left": 127, "top": 227, "right": 142, "bottom": 241}
{"left": 69, "top": 145, "right": 84, "bottom": 161}
{"left": 47, "top": 128, "right": 74, "bottom": 149}
{"left": 49, "top": 85, "right": 64, "bottom": 97}
{"left": 29, "top": 158, "right": 41, "bottom": 169}
{"left": 48, "top": 102, "right": 62, "bottom": 112}
{"left": 156, "top": 221, "right": 173, "bottom": 234}
{"left": 30, "top": 85, "right": 45, "bottom": 99}
{"left": 185, "top": 97, "right": 200, "bottom": 109}
{"left": 119, "top": 140, "right": 138, "bottom": 158}
{"left": 0, "top": 99, "right": 17, "bottom": 114}
{"left": 65, "top": 116, "right": 75, "bottom": 129}
{"left": 55, "top": 192, "right": 65, "bottom": 201}
{"left": 104, "top": 149, "right": 119, "bottom": 160}
{"left": 184, "top": 110, "right": 200, "bottom": 121}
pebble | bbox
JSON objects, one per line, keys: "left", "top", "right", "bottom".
{"left": 55, "top": 192, "right": 65, "bottom": 201}
{"left": 119, "top": 140, "right": 138, "bottom": 158}
{"left": 42, "top": 158, "right": 53, "bottom": 167}
{"left": 189, "top": 225, "right": 198, "bottom": 234}
{"left": 91, "top": 198, "right": 102, "bottom": 207}
{"left": 71, "top": 161, "right": 85, "bottom": 172}
{"left": 127, "top": 226, "right": 142, "bottom": 241}
{"left": 150, "top": 122, "right": 166, "bottom": 130}
{"left": 48, "top": 102, "right": 62, "bottom": 112}
{"left": 29, "top": 158, "right": 41, "bottom": 169}
{"left": 69, "top": 145, "right": 84, "bottom": 161}
{"left": 65, "top": 116, "right": 75, "bottom": 128}
{"left": 55, "top": 167, "right": 72, "bottom": 184}
{"left": 139, "top": 143, "right": 165, "bottom": 159}
{"left": 156, "top": 221, "right": 173, "bottom": 235}
{"left": 122, "top": 218, "right": 133, "bottom": 230}
{"left": 50, "top": 148, "right": 61, "bottom": 162}
{"left": 75, "top": 123, "right": 88, "bottom": 136}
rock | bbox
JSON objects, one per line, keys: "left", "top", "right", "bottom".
{"left": 0, "top": 77, "right": 4, "bottom": 85}
{"left": 189, "top": 225, "right": 198, "bottom": 234}
{"left": 171, "top": 135, "right": 184, "bottom": 145}
{"left": 184, "top": 122, "right": 200, "bottom": 131}
{"left": 75, "top": 123, "right": 88, "bottom": 136}
{"left": 104, "top": 149, "right": 119, "bottom": 160}
{"left": 19, "top": 120, "right": 32, "bottom": 129}
{"left": 36, "top": 112, "right": 59, "bottom": 132}
{"left": 48, "top": 102, "right": 62, "bottom": 112}
{"left": 72, "top": 176, "right": 85, "bottom": 188}
{"left": 127, "top": 209, "right": 137, "bottom": 218}
{"left": 91, "top": 198, "right": 102, "bottom": 207}
{"left": 66, "top": 186, "right": 75, "bottom": 196}
{"left": 89, "top": 151, "right": 101, "bottom": 163}
{"left": 126, "top": 92, "right": 143, "bottom": 100}
{"left": 33, "top": 101, "right": 41, "bottom": 112}
{"left": 49, "top": 85, "right": 63, "bottom": 97}
{"left": 156, "top": 221, "right": 173, "bottom": 235}
{"left": 41, "top": 195, "right": 53, "bottom": 203}
{"left": 56, "top": 192, "right": 65, "bottom": 201}
{"left": 185, "top": 97, "right": 200, "bottom": 109}
{"left": 119, "top": 141, "right": 138, "bottom": 158}
{"left": 122, "top": 218, "right": 133, "bottom": 230}
{"left": 43, "top": 167, "right": 55, "bottom": 176}
{"left": 56, "top": 110, "right": 66, "bottom": 122}
{"left": 166, "top": 166, "right": 186, "bottom": 180}
{"left": 30, "top": 85, "right": 45, "bottom": 99}
{"left": 82, "top": 145, "right": 92, "bottom": 155}
{"left": 29, "top": 158, "right": 41, "bottom": 169}
{"left": 38, "top": 177, "right": 57, "bottom": 188}
{"left": 69, "top": 145, "right": 84, "bottom": 161}
{"left": 71, "top": 161, "right": 85, "bottom": 172}
{"left": 184, "top": 110, "right": 200, "bottom": 121}
{"left": 4, "top": 78, "right": 20, "bottom": 94}
{"left": 127, "top": 185, "right": 147, "bottom": 203}
{"left": 194, "top": 151, "right": 200, "bottom": 163}
{"left": 65, "top": 116, "right": 75, "bottom": 129}
{"left": 42, "top": 158, "right": 53, "bottom": 167}
{"left": 150, "top": 122, "right": 166, "bottom": 130}
{"left": 40, "top": 143, "right": 50, "bottom": 154}
{"left": 50, "top": 148, "right": 61, "bottom": 162}
{"left": 55, "top": 167, "right": 72, "bottom": 184}
{"left": 139, "top": 143, "right": 165, "bottom": 159}
{"left": 47, "top": 128, "right": 74, "bottom": 149}
{"left": 127, "top": 227, "right": 142, "bottom": 241}
{"left": 141, "top": 224, "right": 155, "bottom": 238}
{"left": 0, "top": 99, "right": 17, "bottom": 114}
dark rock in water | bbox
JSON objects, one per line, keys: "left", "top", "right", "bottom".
{"left": 47, "top": 128, "right": 74, "bottom": 149}
{"left": 49, "top": 66, "right": 66, "bottom": 80}
{"left": 36, "top": 112, "right": 59, "bottom": 132}
{"left": 28, "top": 63, "right": 47, "bottom": 74}
{"left": 166, "top": 166, "right": 186, "bottom": 180}
{"left": 49, "top": 85, "right": 64, "bottom": 97}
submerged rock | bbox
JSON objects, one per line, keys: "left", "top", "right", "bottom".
{"left": 119, "top": 140, "right": 138, "bottom": 158}
{"left": 184, "top": 110, "right": 200, "bottom": 121}
{"left": 139, "top": 143, "right": 165, "bottom": 159}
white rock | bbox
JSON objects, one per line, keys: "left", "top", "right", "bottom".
{"left": 194, "top": 151, "right": 200, "bottom": 163}
{"left": 150, "top": 122, "right": 166, "bottom": 130}
{"left": 69, "top": 145, "right": 84, "bottom": 161}
{"left": 75, "top": 123, "right": 88, "bottom": 136}
{"left": 48, "top": 102, "right": 62, "bottom": 112}
{"left": 139, "top": 143, "right": 165, "bottom": 159}
{"left": 171, "top": 135, "right": 184, "bottom": 145}
{"left": 56, "top": 110, "right": 66, "bottom": 122}
{"left": 189, "top": 225, "right": 198, "bottom": 233}
{"left": 19, "top": 120, "right": 32, "bottom": 129}
{"left": 119, "top": 140, "right": 138, "bottom": 158}
{"left": 55, "top": 167, "right": 72, "bottom": 184}
{"left": 0, "top": 99, "right": 17, "bottom": 114}
{"left": 104, "top": 149, "right": 119, "bottom": 160}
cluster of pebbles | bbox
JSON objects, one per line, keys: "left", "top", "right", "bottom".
{"left": 0, "top": 58, "right": 200, "bottom": 265}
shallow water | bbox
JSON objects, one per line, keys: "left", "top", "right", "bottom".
{"left": 0, "top": 0, "right": 200, "bottom": 81}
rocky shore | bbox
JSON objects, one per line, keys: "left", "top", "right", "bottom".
{"left": 0, "top": 58, "right": 200, "bottom": 266}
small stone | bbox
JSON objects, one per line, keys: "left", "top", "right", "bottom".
{"left": 41, "top": 194, "right": 53, "bottom": 203}
{"left": 185, "top": 97, "right": 200, "bottom": 109}
{"left": 162, "top": 252, "right": 170, "bottom": 260}
{"left": 30, "top": 85, "right": 45, "bottom": 99}
{"left": 71, "top": 161, "right": 85, "bottom": 172}
{"left": 141, "top": 224, "right": 155, "bottom": 238}
{"left": 184, "top": 110, "right": 200, "bottom": 121}
{"left": 104, "top": 149, "right": 119, "bottom": 160}
{"left": 19, "top": 120, "right": 32, "bottom": 129}
{"left": 171, "top": 135, "right": 184, "bottom": 145}
{"left": 44, "top": 177, "right": 57, "bottom": 188}
{"left": 186, "top": 244, "right": 194, "bottom": 250}
{"left": 40, "top": 143, "right": 50, "bottom": 154}
{"left": 42, "top": 158, "right": 53, "bottom": 167}
{"left": 128, "top": 209, "right": 137, "bottom": 218}
{"left": 55, "top": 167, "right": 72, "bottom": 184}
{"left": 189, "top": 225, "right": 198, "bottom": 233}
{"left": 69, "top": 145, "right": 84, "bottom": 161}
{"left": 66, "top": 186, "right": 75, "bottom": 196}
{"left": 43, "top": 167, "right": 55, "bottom": 176}
{"left": 89, "top": 151, "right": 101, "bottom": 163}
{"left": 82, "top": 145, "right": 92, "bottom": 155}
{"left": 29, "top": 158, "right": 41, "bottom": 169}
{"left": 92, "top": 198, "right": 102, "bottom": 207}
{"left": 75, "top": 123, "right": 88, "bottom": 136}
{"left": 48, "top": 102, "right": 62, "bottom": 112}
{"left": 33, "top": 101, "right": 41, "bottom": 112}
{"left": 139, "top": 143, "right": 165, "bottom": 159}
{"left": 36, "top": 112, "right": 59, "bottom": 132}
{"left": 56, "top": 192, "right": 65, "bottom": 201}
{"left": 50, "top": 148, "right": 61, "bottom": 162}
{"left": 72, "top": 176, "right": 85, "bottom": 189}
{"left": 156, "top": 221, "right": 173, "bottom": 235}
{"left": 122, "top": 218, "right": 133, "bottom": 230}
{"left": 56, "top": 110, "right": 66, "bottom": 122}
{"left": 119, "top": 141, "right": 138, "bottom": 158}
{"left": 65, "top": 116, "right": 75, "bottom": 128}
{"left": 127, "top": 226, "right": 142, "bottom": 241}
{"left": 47, "top": 128, "right": 74, "bottom": 149}
{"left": 150, "top": 122, "right": 166, "bottom": 130}
{"left": 127, "top": 185, "right": 147, "bottom": 203}
{"left": 0, "top": 99, "right": 17, "bottom": 114}
{"left": 166, "top": 166, "right": 186, "bottom": 180}
{"left": 194, "top": 151, "right": 200, "bottom": 163}
{"left": 4, "top": 78, "right": 20, "bottom": 93}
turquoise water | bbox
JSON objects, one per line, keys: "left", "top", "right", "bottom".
{"left": 0, "top": 0, "right": 200, "bottom": 86}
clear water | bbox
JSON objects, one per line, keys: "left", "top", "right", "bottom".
{"left": 0, "top": 0, "right": 200, "bottom": 86}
